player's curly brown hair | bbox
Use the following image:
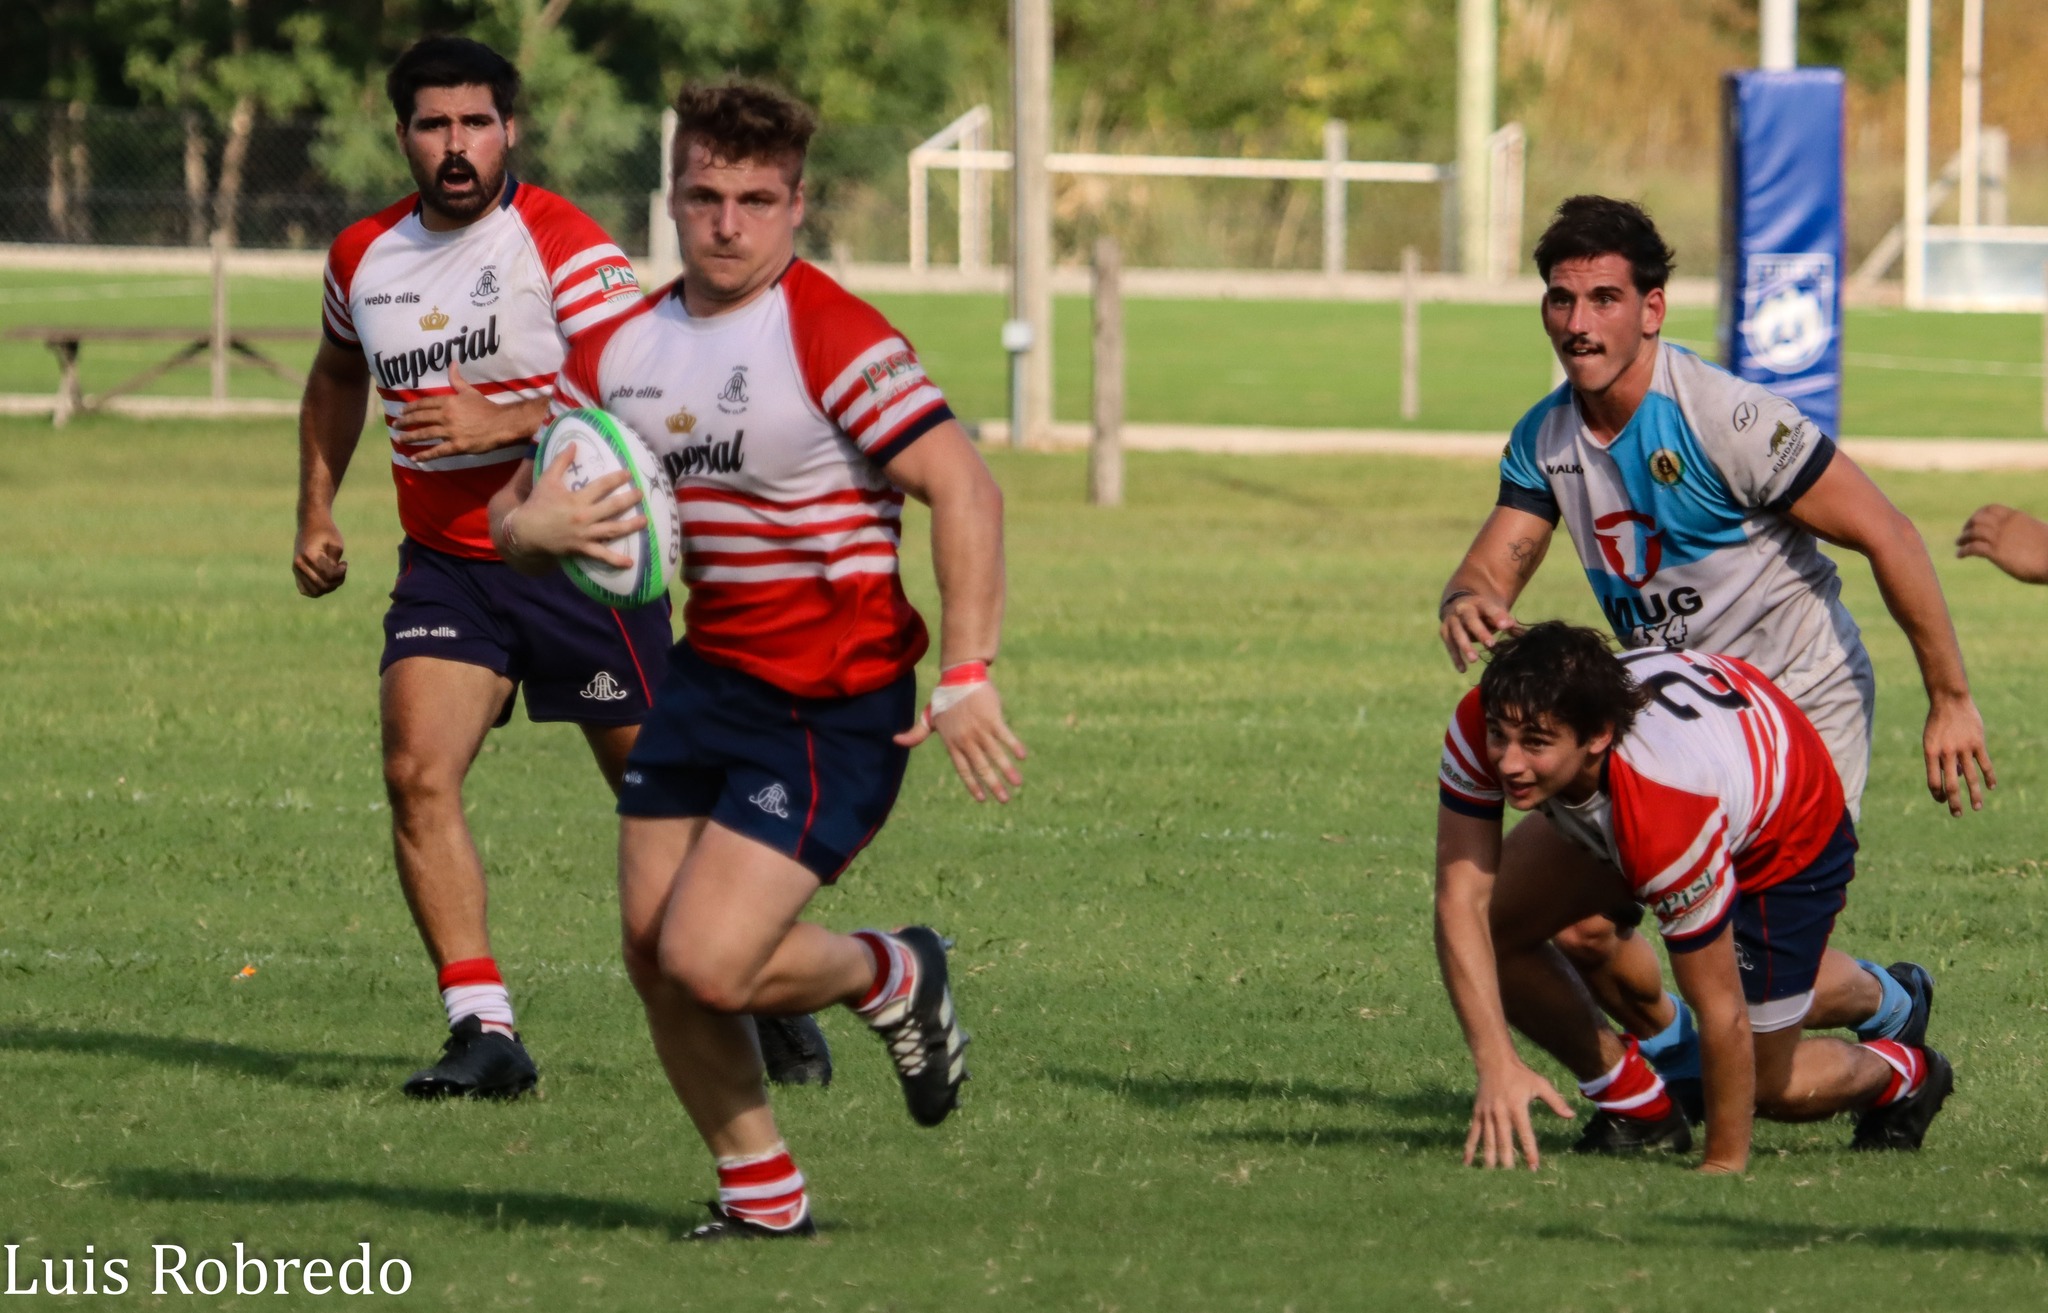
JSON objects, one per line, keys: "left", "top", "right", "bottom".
{"left": 1532, "top": 195, "right": 1676, "bottom": 294}
{"left": 670, "top": 81, "right": 818, "bottom": 185}
{"left": 1478, "top": 621, "right": 1651, "bottom": 745}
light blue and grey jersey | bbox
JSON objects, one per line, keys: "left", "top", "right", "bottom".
{"left": 1499, "top": 341, "right": 1865, "bottom": 704}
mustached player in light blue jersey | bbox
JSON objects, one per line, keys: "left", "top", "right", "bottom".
{"left": 1433, "top": 197, "right": 1992, "bottom": 1129}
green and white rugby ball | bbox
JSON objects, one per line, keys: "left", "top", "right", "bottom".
{"left": 532, "top": 408, "right": 681, "bottom": 609}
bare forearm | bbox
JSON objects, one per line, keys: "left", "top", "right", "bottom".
{"left": 1434, "top": 887, "right": 1522, "bottom": 1074}
{"left": 298, "top": 368, "right": 369, "bottom": 524}
{"left": 1866, "top": 518, "right": 1972, "bottom": 700}
{"left": 1694, "top": 1002, "right": 1754, "bottom": 1170}
{"left": 929, "top": 480, "right": 1006, "bottom": 667}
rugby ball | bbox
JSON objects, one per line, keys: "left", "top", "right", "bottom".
{"left": 532, "top": 408, "right": 681, "bottom": 609}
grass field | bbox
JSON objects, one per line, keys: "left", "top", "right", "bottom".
{"left": 4, "top": 267, "right": 2047, "bottom": 437}
{"left": 6, "top": 410, "right": 2048, "bottom": 1311}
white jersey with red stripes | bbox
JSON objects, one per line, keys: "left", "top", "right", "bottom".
{"left": 1437, "top": 648, "right": 1847, "bottom": 945}
{"left": 323, "top": 180, "right": 643, "bottom": 558}
{"left": 551, "top": 260, "right": 954, "bottom": 698}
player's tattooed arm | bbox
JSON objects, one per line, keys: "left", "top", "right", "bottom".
{"left": 1437, "top": 507, "right": 1555, "bottom": 672}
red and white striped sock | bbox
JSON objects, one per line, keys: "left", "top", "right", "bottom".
{"left": 438, "top": 957, "right": 515, "bottom": 1038}
{"left": 1577, "top": 1036, "right": 1676, "bottom": 1121}
{"left": 850, "top": 930, "right": 916, "bottom": 1027}
{"left": 1862, "top": 1039, "right": 1926, "bottom": 1107}
{"left": 715, "top": 1144, "right": 810, "bottom": 1232}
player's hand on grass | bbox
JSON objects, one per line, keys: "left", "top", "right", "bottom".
{"left": 1956, "top": 503, "right": 2048, "bottom": 584}
{"left": 1465, "top": 1061, "right": 1575, "bottom": 1171}
{"left": 895, "top": 668, "right": 1028, "bottom": 803}
{"left": 400, "top": 363, "right": 539, "bottom": 462}
{"left": 293, "top": 517, "right": 349, "bottom": 597}
{"left": 505, "top": 457, "right": 645, "bottom": 570}
{"left": 1439, "top": 592, "right": 1519, "bottom": 673}
{"left": 1923, "top": 694, "right": 1995, "bottom": 816}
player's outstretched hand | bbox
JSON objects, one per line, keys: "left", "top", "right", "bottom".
{"left": 1956, "top": 503, "right": 2048, "bottom": 584}
{"left": 1465, "top": 1062, "right": 1575, "bottom": 1171}
{"left": 895, "top": 674, "right": 1028, "bottom": 803}
{"left": 507, "top": 456, "right": 645, "bottom": 570}
{"left": 293, "top": 517, "right": 349, "bottom": 598}
{"left": 401, "top": 362, "right": 534, "bottom": 462}
{"left": 1924, "top": 694, "right": 1995, "bottom": 816}
{"left": 1439, "top": 592, "right": 1519, "bottom": 673}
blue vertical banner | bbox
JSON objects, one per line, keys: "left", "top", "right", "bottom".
{"left": 1720, "top": 69, "right": 1846, "bottom": 437}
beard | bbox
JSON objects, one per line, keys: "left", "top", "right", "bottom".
{"left": 415, "top": 154, "right": 503, "bottom": 223}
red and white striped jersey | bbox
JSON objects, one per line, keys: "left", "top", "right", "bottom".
{"left": 323, "top": 180, "right": 643, "bottom": 558}
{"left": 1437, "top": 648, "right": 1847, "bottom": 945}
{"left": 551, "top": 260, "right": 955, "bottom": 698}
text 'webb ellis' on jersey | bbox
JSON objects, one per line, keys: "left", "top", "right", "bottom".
{"left": 323, "top": 179, "right": 645, "bottom": 559}
{"left": 550, "top": 260, "right": 955, "bottom": 700}
{"left": 1438, "top": 648, "right": 1847, "bottom": 946}
{"left": 1498, "top": 343, "right": 1863, "bottom": 704}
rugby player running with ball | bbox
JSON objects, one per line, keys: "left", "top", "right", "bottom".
{"left": 294, "top": 38, "right": 828, "bottom": 1102}
{"left": 1433, "top": 197, "right": 1990, "bottom": 1140}
{"left": 490, "top": 82, "right": 1023, "bottom": 1239}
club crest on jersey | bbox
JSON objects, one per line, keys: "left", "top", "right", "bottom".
{"left": 471, "top": 265, "right": 501, "bottom": 306}
{"left": 1648, "top": 449, "right": 1684, "bottom": 486}
{"left": 717, "top": 366, "right": 750, "bottom": 414}
{"left": 1593, "top": 510, "right": 1664, "bottom": 588}
{"left": 418, "top": 306, "right": 449, "bottom": 331}
{"left": 665, "top": 407, "right": 697, "bottom": 435}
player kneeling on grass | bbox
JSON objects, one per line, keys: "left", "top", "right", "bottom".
{"left": 488, "top": 80, "right": 1026, "bottom": 1239}
{"left": 1433, "top": 622, "right": 1952, "bottom": 1174}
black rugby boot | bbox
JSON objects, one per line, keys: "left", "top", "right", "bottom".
{"left": 401, "top": 1015, "right": 538, "bottom": 1100}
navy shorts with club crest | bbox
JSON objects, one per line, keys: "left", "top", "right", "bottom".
{"left": 617, "top": 641, "right": 916, "bottom": 883}
{"left": 380, "top": 538, "right": 673, "bottom": 726}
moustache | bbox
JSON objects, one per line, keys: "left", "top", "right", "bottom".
{"left": 436, "top": 160, "right": 477, "bottom": 184}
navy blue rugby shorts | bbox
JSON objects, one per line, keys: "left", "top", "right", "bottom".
{"left": 616, "top": 641, "right": 915, "bottom": 883}
{"left": 380, "top": 538, "right": 672, "bottom": 727}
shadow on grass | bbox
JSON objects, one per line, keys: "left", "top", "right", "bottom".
{"left": 1186, "top": 467, "right": 1340, "bottom": 512}
{"left": 1048, "top": 1065, "right": 1473, "bottom": 1149}
{"left": 1047, "top": 1064, "right": 1466, "bottom": 1115}
{"left": 109, "top": 1168, "right": 701, "bottom": 1238}
{"left": 1536, "top": 1212, "right": 2048, "bottom": 1259}
{"left": 0, "top": 1025, "right": 421, "bottom": 1092}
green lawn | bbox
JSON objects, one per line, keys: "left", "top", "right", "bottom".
{"left": 5, "top": 414, "right": 2048, "bottom": 1310}
{"left": 3, "top": 268, "right": 2045, "bottom": 436}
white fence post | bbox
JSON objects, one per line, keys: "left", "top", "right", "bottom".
{"left": 1090, "top": 236, "right": 1124, "bottom": 506}
{"left": 908, "top": 149, "right": 930, "bottom": 274}
{"left": 1486, "top": 123, "right": 1524, "bottom": 282}
{"left": 210, "top": 228, "right": 229, "bottom": 402}
{"left": 1400, "top": 245, "right": 1421, "bottom": 421}
{"left": 1323, "top": 119, "right": 1347, "bottom": 279}
{"left": 648, "top": 109, "right": 679, "bottom": 279}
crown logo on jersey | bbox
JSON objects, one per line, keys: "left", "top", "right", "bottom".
{"left": 419, "top": 305, "right": 450, "bottom": 331}
{"left": 665, "top": 407, "right": 697, "bottom": 435}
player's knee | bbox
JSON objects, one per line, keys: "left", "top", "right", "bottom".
{"left": 1553, "top": 919, "right": 1618, "bottom": 969}
{"left": 657, "top": 942, "right": 753, "bottom": 1015}
{"left": 382, "top": 748, "right": 463, "bottom": 811}
{"left": 619, "top": 931, "right": 665, "bottom": 997}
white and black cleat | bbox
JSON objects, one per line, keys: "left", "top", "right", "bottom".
{"left": 869, "top": 926, "right": 969, "bottom": 1127}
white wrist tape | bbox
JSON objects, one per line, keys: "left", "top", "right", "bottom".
{"left": 923, "top": 661, "right": 991, "bottom": 728}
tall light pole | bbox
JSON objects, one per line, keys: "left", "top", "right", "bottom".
{"left": 1455, "top": 0, "right": 1495, "bottom": 277}
{"left": 1009, "top": 0, "right": 1053, "bottom": 448}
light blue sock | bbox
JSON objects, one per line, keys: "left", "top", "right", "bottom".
{"left": 1636, "top": 994, "right": 1700, "bottom": 1080}
{"left": 1854, "top": 960, "right": 1912, "bottom": 1041}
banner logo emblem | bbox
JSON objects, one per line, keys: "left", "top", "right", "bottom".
{"left": 1742, "top": 252, "right": 1835, "bottom": 374}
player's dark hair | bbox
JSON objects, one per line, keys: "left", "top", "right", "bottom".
{"left": 387, "top": 36, "right": 520, "bottom": 125}
{"left": 1478, "top": 621, "right": 1651, "bottom": 745}
{"left": 1532, "top": 195, "right": 1676, "bottom": 293}
{"left": 671, "top": 80, "right": 818, "bottom": 184}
